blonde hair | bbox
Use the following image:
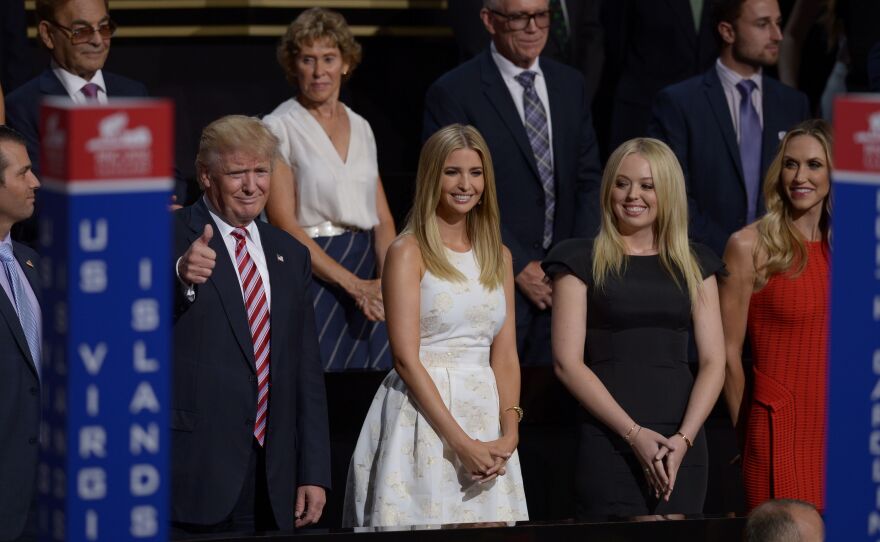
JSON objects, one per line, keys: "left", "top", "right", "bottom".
{"left": 195, "top": 115, "right": 279, "bottom": 183}
{"left": 405, "top": 125, "right": 505, "bottom": 290}
{"left": 592, "top": 138, "right": 704, "bottom": 304}
{"left": 755, "top": 119, "right": 832, "bottom": 281}
{"left": 277, "top": 8, "right": 362, "bottom": 87}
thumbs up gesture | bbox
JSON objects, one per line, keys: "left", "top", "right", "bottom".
{"left": 178, "top": 224, "right": 217, "bottom": 285}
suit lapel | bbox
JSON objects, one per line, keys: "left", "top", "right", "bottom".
{"left": 544, "top": 62, "right": 565, "bottom": 186}
{"left": 39, "top": 69, "right": 68, "bottom": 98}
{"left": 759, "top": 76, "right": 783, "bottom": 215}
{"left": 1, "top": 248, "right": 38, "bottom": 378}
{"left": 479, "top": 51, "right": 541, "bottom": 180}
{"left": 258, "top": 223, "right": 289, "bottom": 382}
{"left": 703, "top": 69, "right": 745, "bottom": 184}
{"left": 189, "top": 200, "right": 256, "bottom": 372}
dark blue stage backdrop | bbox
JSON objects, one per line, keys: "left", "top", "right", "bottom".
{"left": 828, "top": 95, "right": 880, "bottom": 540}
{"left": 36, "top": 99, "right": 174, "bottom": 542}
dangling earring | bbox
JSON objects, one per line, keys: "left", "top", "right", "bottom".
{"left": 477, "top": 198, "right": 483, "bottom": 206}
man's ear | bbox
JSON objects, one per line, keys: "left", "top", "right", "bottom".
{"left": 717, "top": 21, "right": 736, "bottom": 46}
{"left": 38, "top": 21, "right": 56, "bottom": 50}
{"left": 198, "top": 168, "right": 211, "bottom": 190}
{"left": 480, "top": 8, "right": 497, "bottom": 37}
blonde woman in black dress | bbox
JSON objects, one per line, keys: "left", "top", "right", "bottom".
{"left": 543, "top": 138, "right": 725, "bottom": 518}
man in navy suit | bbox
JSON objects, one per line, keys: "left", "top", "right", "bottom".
{"left": 172, "top": 116, "right": 330, "bottom": 535}
{"left": 424, "top": 0, "right": 601, "bottom": 366}
{"left": 5, "top": 0, "right": 147, "bottom": 177}
{"left": 0, "top": 127, "right": 42, "bottom": 542}
{"left": 649, "top": 0, "right": 810, "bottom": 257}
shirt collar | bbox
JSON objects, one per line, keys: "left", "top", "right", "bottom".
{"left": 490, "top": 42, "right": 544, "bottom": 81}
{"left": 202, "top": 196, "right": 258, "bottom": 241}
{"left": 715, "top": 58, "right": 762, "bottom": 93}
{"left": 51, "top": 60, "right": 107, "bottom": 99}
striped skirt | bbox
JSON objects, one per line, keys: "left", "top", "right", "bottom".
{"left": 311, "top": 230, "right": 391, "bottom": 371}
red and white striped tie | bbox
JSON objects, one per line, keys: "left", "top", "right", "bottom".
{"left": 231, "top": 228, "right": 271, "bottom": 446}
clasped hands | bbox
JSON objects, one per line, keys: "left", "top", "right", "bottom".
{"left": 630, "top": 427, "right": 689, "bottom": 502}
{"left": 455, "top": 435, "right": 517, "bottom": 485}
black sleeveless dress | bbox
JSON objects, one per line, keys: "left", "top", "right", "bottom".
{"left": 542, "top": 238, "right": 724, "bottom": 519}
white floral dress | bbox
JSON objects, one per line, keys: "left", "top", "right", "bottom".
{"left": 342, "top": 248, "right": 529, "bottom": 527}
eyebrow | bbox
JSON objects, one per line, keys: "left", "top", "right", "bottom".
{"left": 69, "top": 15, "right": 111, "bottom": 26}
{"left": 783, "top": 155, "right": 825, "bottom": 162}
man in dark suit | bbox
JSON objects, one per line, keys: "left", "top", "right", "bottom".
{"left": 649, "top": 0, "right": 810, "bottom": 257}
{"left": 0, "top": 127, "right": 42, "bottom": 542}
{"left": 172, "top": 116, "right": 330, "bottom": 535}
{"left": 5, "top": 0, "right": 147, "bottom": 177}
{"left": 424, "top": 0, "right": 602, "bottom": 367}
{"left": 600, "top": 0, "right": 718, "bottom": 153}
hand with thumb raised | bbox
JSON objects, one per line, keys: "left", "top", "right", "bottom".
{"left": 179, "top": 224, "right": 217, "bottom": 285}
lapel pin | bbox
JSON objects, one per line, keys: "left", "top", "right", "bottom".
{"left": 25, "top": 260, "right": 34, "bottom": 268}
{"left": 277, "top": 254, "right": 284, "bottom": 263}
{"left": 778, "top": 130, "right": 786, "bottom": 141}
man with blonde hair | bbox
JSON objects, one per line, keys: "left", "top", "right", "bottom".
{"left": 172, "top": 115, "right": 330, "bottom": 535}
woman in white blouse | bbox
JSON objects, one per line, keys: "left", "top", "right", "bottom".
{"left": 264, "top": 8, "right": 396, "bottom": 371}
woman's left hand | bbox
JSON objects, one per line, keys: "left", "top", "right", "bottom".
{"left": 661, "top": 439, "right": 688, "bottom": 501}
{"left": 474, "top": 435, "right": 518, "bottom": 483}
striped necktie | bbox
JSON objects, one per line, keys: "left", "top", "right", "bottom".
{"left": 514, "top": 70, "right": 555, "bottom": 249}
{"left": 0, "top": 243, "right": 40, "bottom": 376}
{"left": 230, "top": 228, "right": 271, "bottom": 446}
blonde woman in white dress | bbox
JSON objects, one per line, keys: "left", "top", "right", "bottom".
{"left": 342, "top": 124, "right": 528, "bottom": 527}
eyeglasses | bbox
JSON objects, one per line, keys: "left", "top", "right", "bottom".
{"left": 48, "top": 19, "right": 117, "bottom": 44}
{"left": 488, "top": 9, "right": 551, "bottom": 30}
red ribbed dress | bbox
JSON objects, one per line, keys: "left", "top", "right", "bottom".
{"left": 743, "top": 241, "right": 829, "bottom": 511}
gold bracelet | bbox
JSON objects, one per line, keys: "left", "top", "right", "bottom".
{"left": 504, "top": 406, "right": 524, "bottom": 423}
{"left": 624, "top": 424, "right": 640, "bottom": 446}
{"left": 675, "top": 431, "right": 694, "bottom": 448}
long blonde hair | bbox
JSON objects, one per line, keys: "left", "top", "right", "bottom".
{"left": 592, "top": 138, "right": 704, "bottom": 304}
{"left": 404, "top": 125, "right": 505, "bottom": 289}
{"left": 755, "top": 119, "right": 833, "bottom": 280}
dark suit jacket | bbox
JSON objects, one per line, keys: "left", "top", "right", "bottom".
{"left": 447, "top": 1, "right": 604, "bottom": 104}
{"left": 171, "top": 200, "right": 330, "bottom": 530}
{"left": 602, "top": 0, "right": 717, "bottom": 150}
{"left": 423, "top": 49, "right": 602, "bottom": 276}
{"left": 4, "top": 68, "right": 148, "bottom": 176}
{"left": 0, "top": 242, "right": 41, "bottom": 541}
{"left": 648, "top": 66, "right": 810, "bottom": 256}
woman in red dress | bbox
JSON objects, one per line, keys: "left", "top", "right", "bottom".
{"left": 720, "top": 119, "right": 832, "bottom": 512}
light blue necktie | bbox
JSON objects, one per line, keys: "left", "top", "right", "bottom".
{"left": 736, "top": 79, "right": 762, "bottom": 223}
{"left": 0, "top": 243, "right": 40, "bottom": 375}
{"left": 514, "top": 70, "right": 555, "bottom": 249}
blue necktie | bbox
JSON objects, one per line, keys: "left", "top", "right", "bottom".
{"left": 514, "top": 71, "right": 555, "bottom": 249}
{"left": 0, "top": 243, "right": 41, "bottom": 375}
{"left": 736, "top": 79, "right": 761, "bottom": 223}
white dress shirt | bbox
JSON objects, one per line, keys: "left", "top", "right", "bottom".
{"left": 490, "top": 42, "right": 555, "bottom": 164}
{"left": 51, "top": 60, "right": 108, "bottom": 104}
{"left": 204, "top": 199, "right": 272, "bottom": 307}
{"left": 715, "top": 58, "right": 763, "bottom": 142}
